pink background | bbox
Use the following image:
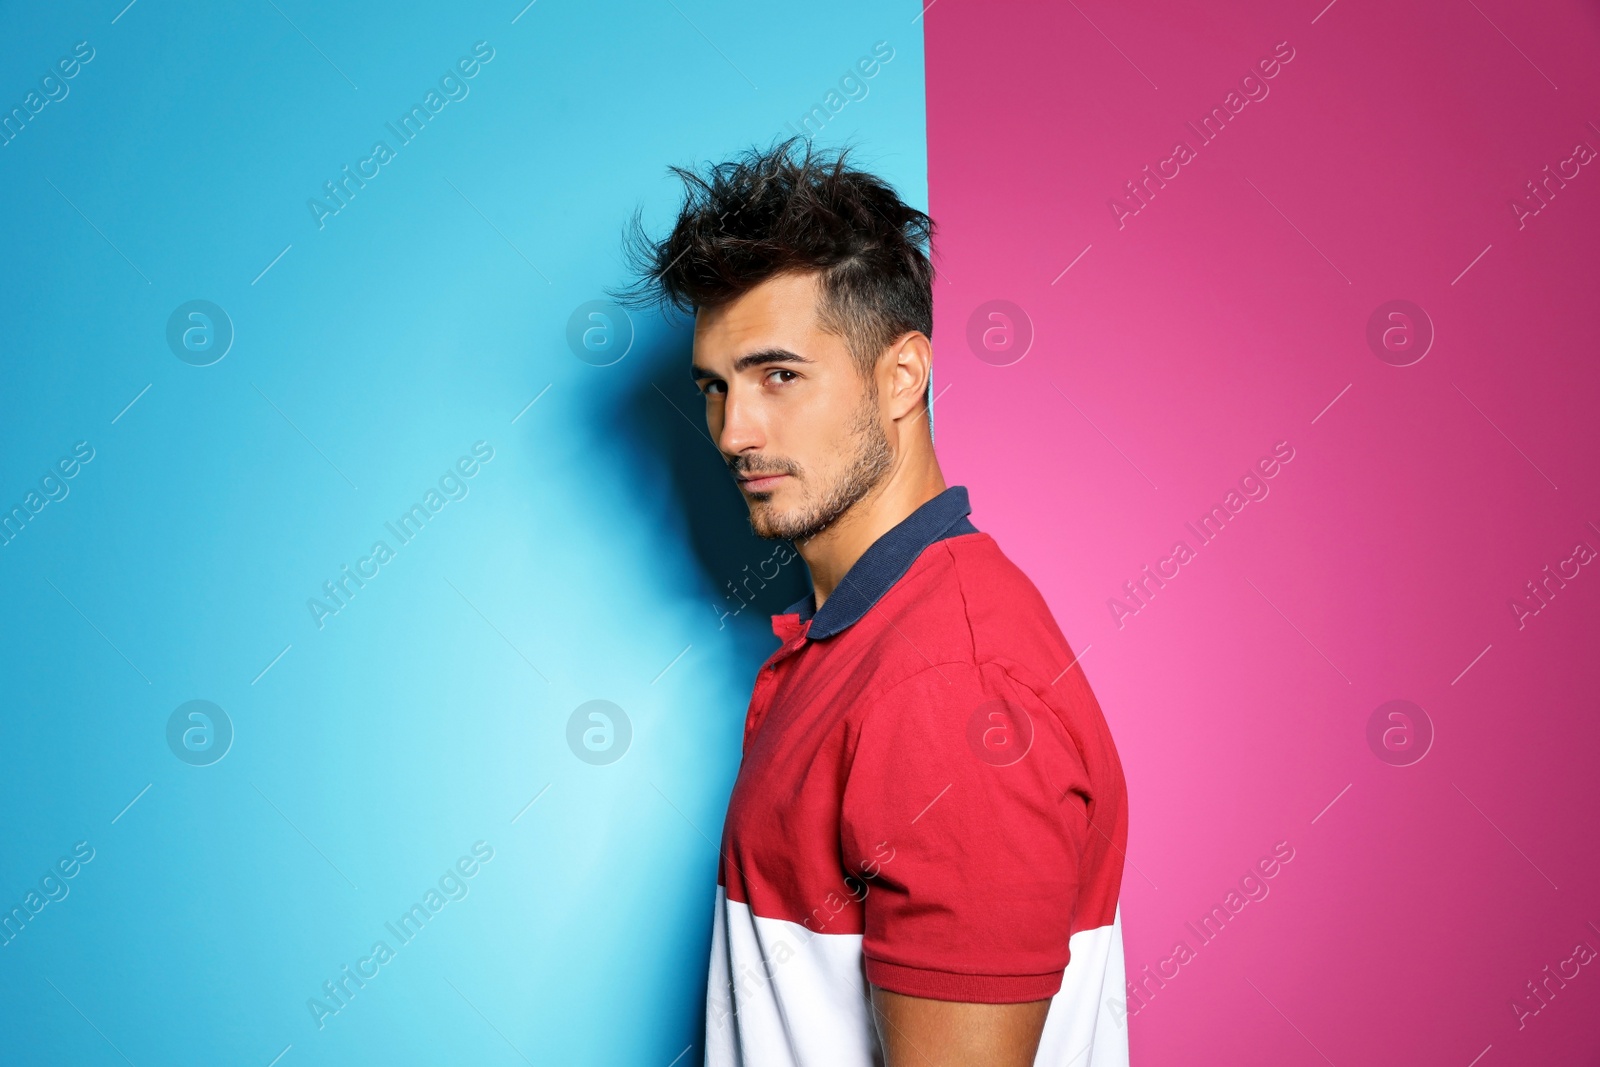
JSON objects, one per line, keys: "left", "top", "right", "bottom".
{"left": 926, "top": 1, "right": 1600, "bottom": 1063}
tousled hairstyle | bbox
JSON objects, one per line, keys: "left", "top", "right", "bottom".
{"left": 617, "top": 137, "right": 935, "bottom": 380}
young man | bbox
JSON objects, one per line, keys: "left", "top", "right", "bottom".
{"left": 626, "top": 141, "right": 1129, "bottom": 1066}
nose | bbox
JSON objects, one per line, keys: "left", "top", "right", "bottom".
{"left": 715, "top": 380, "right": 765, "bottom": 459}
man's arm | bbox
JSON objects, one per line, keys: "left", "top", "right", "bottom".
{"left": 870, "top": 986, "right": 1051, "bottom": 1067}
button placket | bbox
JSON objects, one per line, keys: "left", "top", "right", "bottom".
{"left": 742, "top": 620, "right": 810, "bottom": 749}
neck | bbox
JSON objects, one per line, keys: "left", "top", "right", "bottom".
{"left": 796, "top": 446, "right": 946, "bottom": 613}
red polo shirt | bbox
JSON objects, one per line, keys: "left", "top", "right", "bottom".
{"left": 704, "top": 486, "right": 1130, "bottom": 1066}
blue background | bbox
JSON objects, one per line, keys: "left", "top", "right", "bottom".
{"left": 0, "top": 2, "right": 925, "bottom": 1062}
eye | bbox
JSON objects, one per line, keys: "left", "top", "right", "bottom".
{"left": 768, "top": 369, "right": 799, "bottom": 385}
{"left": 700, "top": 381, "right": 726, "bottom": 397}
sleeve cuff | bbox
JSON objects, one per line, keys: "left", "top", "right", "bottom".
{"left": 865, "top": 956, "right": 1065, "bottom": 1003}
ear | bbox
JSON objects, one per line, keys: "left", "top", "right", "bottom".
{"left": 880, "top": 331, "right": 932, "bottom": 422}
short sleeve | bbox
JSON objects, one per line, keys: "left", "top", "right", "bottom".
{"left": 840, "top": 660, "right": 1091, "bottom": 1003}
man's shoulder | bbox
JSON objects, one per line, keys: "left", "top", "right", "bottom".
{"left": 901, "top": 529, "right": 1037, "bottom": 597}
{"left": 934, "top": 528, "right": 1039, "bottom": 587}
{"left": 925, "top": 530, "right": 1066, "bottom": 631}
{"left": 877, "top": 530, "right": 1078, "bottom": 689}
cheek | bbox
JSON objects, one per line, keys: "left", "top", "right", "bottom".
{"left": 704, "top": 398, "right": 725, "bottom": 437}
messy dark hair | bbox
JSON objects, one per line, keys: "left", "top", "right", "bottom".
{"left": 617, "top": 137, "right": 935, "bottom": 378}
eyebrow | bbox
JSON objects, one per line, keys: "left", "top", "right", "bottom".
{"left": 691, "top": 347, "right": 815, "bottom": 382}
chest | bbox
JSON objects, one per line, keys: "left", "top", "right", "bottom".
{"left": 720, "top": 642, "right": 884, "bottom": 930}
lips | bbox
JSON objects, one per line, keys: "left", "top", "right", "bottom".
{"left": 739, "top": 472, "right": 788, "bottom": 491}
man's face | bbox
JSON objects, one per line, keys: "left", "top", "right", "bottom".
{"left": 692, "top": 272, "right": 894, "bottom": 542}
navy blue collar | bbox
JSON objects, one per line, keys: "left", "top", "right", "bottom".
{"left": 782, "top": 485, "right": 979, "bottom": 640}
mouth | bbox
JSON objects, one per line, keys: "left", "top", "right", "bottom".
{"left": 737, "top": 472, "right": 789, "bottom": 493}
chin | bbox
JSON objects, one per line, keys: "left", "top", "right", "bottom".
{"left": 746, "top": 508, "right": 786, "bottom": 540}
{"left": 746, "top": 500, "right": 800, "bottom": 541}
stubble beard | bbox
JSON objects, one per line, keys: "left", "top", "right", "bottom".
{"left": 747, "top": 389, "right": 894, "bottom": 544}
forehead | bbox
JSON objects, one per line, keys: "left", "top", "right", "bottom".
{"left": 693, "top": 273, "right": 830, "bottom": 359}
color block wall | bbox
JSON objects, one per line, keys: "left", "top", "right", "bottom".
{"left": 7, "top": 0, "right": 1598, "bottom": 1062}
{"left": 0, "top": 3, "right": 925, "bottom": 1063}
{"left": 925, "top": 1, "right": 1600, "bottom": 1063}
